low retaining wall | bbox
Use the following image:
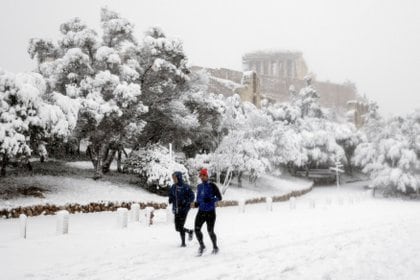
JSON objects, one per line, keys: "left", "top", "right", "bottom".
{"left": 0, "top": 185, "right": 313, "bottom": 219}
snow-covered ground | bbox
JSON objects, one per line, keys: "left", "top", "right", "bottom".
{"left": 0, "top": 164, "right": 312, "bottom": 210}
{"left": 220, "top": 173, "right": 312, "bottom": 200}
{"left": 0, "top": 175, "right": 166, "bottom": 210}
{"left": 65, "top": 160, "right": 119, "bottom": 171}
{"left": 1, "top": 182, "right": 420, "bottom": 280}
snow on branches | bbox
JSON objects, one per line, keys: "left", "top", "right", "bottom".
{"left": 123, "top": 144, "right": 188, "bottom": 193}
{"left": 354, "top": 105, "right": 420, "bottom": 194}
{"left": 0, "top": 71, "right": 76, "bottom": 173}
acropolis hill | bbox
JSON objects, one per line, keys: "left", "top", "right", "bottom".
{"left": 192, "top": 50, "right": 367, "bottom": 126}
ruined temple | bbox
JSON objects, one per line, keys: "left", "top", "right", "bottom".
{"left": 242, "top": 50, "right": 360, "bottom": 112}
{"left": 242, "top": 50, "right": 308, "bottom": 80}
{"left": 191, "top": 50, "right": 367, "bottom": 124}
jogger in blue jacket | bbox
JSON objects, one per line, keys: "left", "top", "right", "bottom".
{"left": 193, "top": 168, "right": 222, "bottom": 255}
{"left": 168, "top": 172, "right": 195, "bottom": 247}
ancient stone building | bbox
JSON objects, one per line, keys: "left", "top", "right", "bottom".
{"left": 190, "top": 66, "right": 262, "bottom": 108}
{"left": 235, "top": 71, "right": 261, "bottom": 108}
{"left": 241, "top": 50, "right": 359, "bottom": 113}
{"left": 346, "top": 100, "right": 369, "bottom": 128}
{"left": 242, "top": 50, "right": 308, "bottom": 80}
{"left": 191, "top": 50, "right": 367, "bottom": 124}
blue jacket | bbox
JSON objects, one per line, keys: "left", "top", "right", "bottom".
{"left": 196, "top": 181, "right": 222, "bottom": 212}
{"left": 168, "top": 172, "right": 195, "bottom": 215}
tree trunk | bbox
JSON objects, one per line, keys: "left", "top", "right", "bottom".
{"left": 87, "top": 143, "right": 107, "bottom": 179}
{"left": 116, "top": 146, "right": 127, "bottom": 173}
{"left": 346, "top": 153, "right": 353, "bottom": 176}
{"left": 1, "top": 155, "right": 8, "bottom": 177}
{"left": 117, "top": 149, "right": 123, "bottom": 173}
{"left": 237, "top": 171, "right": 243, "bottom": 188}
{"left": 102, "top": 149, "right": 117, "bottom": 174}
{"left": 221, "top": 167, "right": 233, "bottom": 195}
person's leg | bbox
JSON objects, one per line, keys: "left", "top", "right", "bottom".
{"left": 205, "top": 211, "right": 218, "bottom": 251}
{"left": 175, "top": 214, "right": 187, "bottom": 246}
{"left": 194, "top": 211, "right": 206, "bottom": 249}
{"left": 182, "top": 211, "right": 193, "bottom": 241}
{"left": 179, "top": 214, "right": 188, "bottom": 246}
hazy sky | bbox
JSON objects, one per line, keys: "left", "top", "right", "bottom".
{"left": 1, "top": 0, "right": 419, "bottom": 115}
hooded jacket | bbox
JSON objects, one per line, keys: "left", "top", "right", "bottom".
{"left": 168, "top": 172, "right": 195, "bottom": 215}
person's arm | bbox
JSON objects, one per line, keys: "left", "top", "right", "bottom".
{"left": 168, "top": 186, "right": 174, "bottom": 204}
{"left": 188, "top": 186, "right": 195, "bottom": 204}
{"left": 211, "top": 182, "right": 222, "bottom": 201}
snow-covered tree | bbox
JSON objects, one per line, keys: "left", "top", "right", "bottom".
{"left": 0, "top": 70, "right": 77, "bottom": 175}
{"left": 264, "top": 87, "right": 344, "bottom": 174}
{"left": 292, "top": 75, "right": 323, "bottom": 118}
{"left": 298, "top": 117, "right": 345, "bottom": 169}
{"left": 28, "top": 9, "right": 148, "bottom": 178}
{"left": 134, "top": 27, "right": 201, "bottom": 150}
{"left": 29, "top": 8, "right": 224, "bottom": 180}
{"left": 181, "top": 71, "right": 225, "bottom": 157}
{"left": 211, "top": 97, "right": 274, "bottom": 192}
{"left": 401, "top": 109, "right": 420, "bottom": 158}
{"left": 334, "top": 122, "right": 365, "bottom": 174}
{"left": 354, "top": 105, "right": 420, "bottom": 194}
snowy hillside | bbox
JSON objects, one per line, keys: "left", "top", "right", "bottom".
{"left": 0, "top": 175, "right": 166, "bottom": 210}
{"left": 1, "top": 182, "right": 419, "bottom": 280}
{"left": 0, "top": 161, "right": 312, "bottom": 211}
{"left": 223, "top": 173, "right": 312, "bottom": 200}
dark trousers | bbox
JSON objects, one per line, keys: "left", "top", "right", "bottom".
{"left": 174, "top": 213, "right": 190, "bottom": 244}
{"left": 194, "top": 210, "right": 217, "bottom": 249}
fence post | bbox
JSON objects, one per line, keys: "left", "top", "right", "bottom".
{"left": 325, "top": 197, "right": 332, "bottom": 205}
{"left": 145, "top": 207, "right": 154, "bottom": 226}
{"left": 337, "top": 196, "right": 344, "bottom": 206}
{"left": 238, "top": 199, "right": 246, "bottom": 213}
{"left": 117, "top": 208, "right": 128, "bottom": 229}
{"left": 266, "top": 197, "right": 273, "bottom": 211}
{"left": 131, "top": 203, "right": 140, "bottom": 222}
{"left": 289, "top": 197, "right": 296, "bottom": 210}
{"left": 56, "top": 210, "right": 69, "bottom": 235}
{"left": 309, "top": 199, "right": 316, "bottom": 209}
{"left": 19, "top": 214, "right": 27, "bottom": 239}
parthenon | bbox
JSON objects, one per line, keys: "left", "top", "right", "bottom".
{"left": 242, "top": 50, "right": 308, "bottom": 80}
{"left": 192, "top": 50, "right": 367, "bottom": 125}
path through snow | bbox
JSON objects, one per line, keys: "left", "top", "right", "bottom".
{"left": 1, "top": 185, "right": 419, "bottom": 280}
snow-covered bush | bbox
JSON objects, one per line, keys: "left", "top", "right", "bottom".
{"left": 123, "top": 144, "right": 188, "bottom": 195}
{"left": 354, "top": 137, "right": 419, "bottom": 194}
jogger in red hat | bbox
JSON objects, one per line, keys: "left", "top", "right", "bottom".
{"left": 192, "top": 168, "right": 222, "bottom": 256}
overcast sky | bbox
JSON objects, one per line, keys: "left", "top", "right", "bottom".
{"left": 1, "top": 0, "right": 419, "bottom": 115}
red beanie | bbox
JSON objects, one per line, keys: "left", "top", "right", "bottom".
{"left": 199, "top": 168, "right": 208, "bottom": 177}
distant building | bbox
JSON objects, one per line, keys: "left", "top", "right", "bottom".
{"left": 242, "top": 50, "right": 308, "bottom": 80}
{"left": 190, "top": 66, "right": 262, "bottom": 108}
{"left": 346, "top": 100, "right": 369, "bottom": 128}
{"left": 242, "top": 50, "right": 361, "bottom": 113}
{"left": 191, "top": 50, "right": 367, "bottom": 125}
